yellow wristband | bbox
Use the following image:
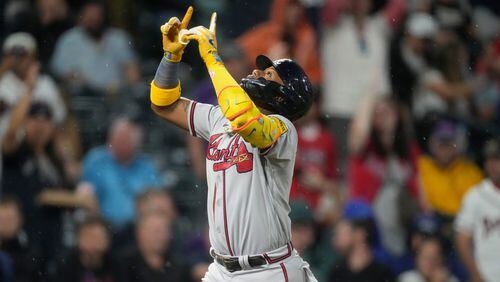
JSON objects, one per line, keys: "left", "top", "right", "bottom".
{"left": 150, "top": 81, "right": 181, "bottom": 106}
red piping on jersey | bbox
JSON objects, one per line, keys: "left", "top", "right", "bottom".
{"left": 222, "top": 171, "right": 234, "bottom": 256}
{"left": 189, "top": 101, "right": 197, "bottom": 137}
{"left": 263, "top": 242, "right": 292, "bottom": 264}
{"left": 212, "top": 184, "right": 217, "bottom": 219}
{"left": 280, "top": 263, "right": 289, "bottom": 282}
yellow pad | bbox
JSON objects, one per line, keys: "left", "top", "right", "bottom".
{"left": 150, "top": 81, "right": 181, "bottom": 106}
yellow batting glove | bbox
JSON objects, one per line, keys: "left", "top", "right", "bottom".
{"left": 161, "top": 6, "right": 193, "bottom": 62}
{"left": 184, "top": 13, "right": 220, "bottom": 65}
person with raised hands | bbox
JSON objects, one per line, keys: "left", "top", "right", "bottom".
{"left": 150, "top": 6, "right": 317, "bottom": 281}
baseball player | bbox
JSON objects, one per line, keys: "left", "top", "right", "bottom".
{"left": 455, "top": 138, "right": 500, "bottom": 282}
{"left": 149, "top": 6, "right": 318, "bottom": 282}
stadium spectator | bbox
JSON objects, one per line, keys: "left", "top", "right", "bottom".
{"left": 113, "top": 189, "right": 177, "bottom": 249}
{"left": 473, "top": 38, "right": 500, "bottom": 126}
{"left": 136, "top": 189, "right": 177, "bottom": 223}
{"left": 399, "top": 19, "right": 474, "bottom": 120}
{"left": 348, "top": 95, "right": 420, "bottom": 257}
{"left": 291, "top": 97, "right": 340, "bottom": 224}
{"left": 119, "top": 213, "right": 185, "bottom": 282}
{"left": 1, "top": 100, "right": 70, "bottom": 257}
{"left": 455, "top": 138, "right": 500, "bottom": 282}
{"left": 431, "top": 37, "right": 473, "bottom": 118}
{"left": 51, "top": 0, "right": 140, "bottom": 94}
{"left": 418, "top": 120, "right": 484, "bottom": 217}
{"left": 328, "top": 218, "right": 395, "bottom": 282}
{"left": 0, "top": 250, "right": 11, "bottom": 282}
{"left": 390, "top": 13, "right": 438, "bottom": 109}
{"left": 431, "top": 0, "right": 471, "bottom": 40}
{"left": 181, "top": 226, "right": 211, "bottom": 282}
{"left": 237, "top": 0, "right": 321, "bottom": 84}
{"left": 290, "top": 200, "right": 317, "bottom": 267}
{"left": 320, "top": 0, "right": 406, "bottom": 165}
{"left": 33, "top": 0, "right": 73, "bottom": 65}
{"left": 0, "top": 197, "right": 42, "bottom": 282}
{"left": 398, "top": 236, "right": 458, "bottom": 282}
{"left": 0, "top": 32, "right": 67, "bottom": 125}
{"left": 289, "top": 200, "right": 334, "bottom": 281}
{"left": 81, "top": 118, "right": 163, "bottom": 229}
{"left": 55, "top": 216, "right": 117, "bottom": 282}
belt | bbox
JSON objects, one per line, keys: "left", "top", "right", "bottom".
{"left": 210, "top": 249, "right": 267, "bottom": 272}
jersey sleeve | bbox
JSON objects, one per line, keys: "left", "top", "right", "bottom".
{"left": 186, "top": 100, "right": 222, "bottom": 141}
{"left": 260, "top": 115, "right": 297, "bottom": 160}
{"left": 455, "top": 189, "right": 478, "bottom": 235}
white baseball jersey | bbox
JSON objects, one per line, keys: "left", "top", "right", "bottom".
{"left": 455, "top": 179, "right": 500, "bottom": 282}
{"left": 187, "top": 101, "right": 297, "bottom": 256}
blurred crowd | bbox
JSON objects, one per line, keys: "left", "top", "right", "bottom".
{"left": 0, "top": 0, "right": 499, "bottom": 281}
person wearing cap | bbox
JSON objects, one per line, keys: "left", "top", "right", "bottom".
{"left": 0, "top": 32, "right": 67, "bottom": 125}
{"left": 455, "top": 138, "right": 500, "bottom": 282}
{"left": 418, "top": 120, "right": 484, "bottom": 218}
{"left": 390, "top": 12, "right": 438, "bottom": 109}
{"left": 1, "top": 97, "right": 70, "bottom": 260}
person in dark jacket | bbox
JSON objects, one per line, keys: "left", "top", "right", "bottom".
{"left": 119, "top": 212, "right": 186, "bottom": 282}
{"left": 55, "top": 216, "right": 117, "bottom": 282}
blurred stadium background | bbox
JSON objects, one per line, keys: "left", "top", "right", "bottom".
{"left": 0, "top": 0, "right": 499, "bottom": 281}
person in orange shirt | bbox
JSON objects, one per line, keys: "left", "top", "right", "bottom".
{"left": 418, "top": 120, "right": 484, "bottom": 218}
{"left": 237, "top": 0, "right": 321, "bottom": 85}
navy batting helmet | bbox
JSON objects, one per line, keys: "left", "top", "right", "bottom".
{"left": 240, "top": 55, "right": 313, "bottom": 121}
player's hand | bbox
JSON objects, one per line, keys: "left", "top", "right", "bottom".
{"left": 161, "top": 6, "right": 193, "bottom": 62}
{"left": 184, "top": 12, "right": 219, "bottom": 65}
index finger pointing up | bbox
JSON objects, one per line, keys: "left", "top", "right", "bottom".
{"left": 209, "top": 12, "right": 217, "bottom": 34}
{"left": 181, "top": 6, "right": 194, "bottom": 29}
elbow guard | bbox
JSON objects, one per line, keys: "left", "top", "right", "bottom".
{"left": 150, "top": 81, "right": 181, "bottom": 106}
{"left": 219, "top": 87, "right": 286, "bottom": 149}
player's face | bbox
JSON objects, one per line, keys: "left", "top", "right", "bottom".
{"left": 248, "top": 67, "right": 285, "bottom": 86}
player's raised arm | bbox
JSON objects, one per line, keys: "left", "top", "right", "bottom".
{"left": 150, "top": 6, "right": 194, "bottom": 130}
{"left": 185, "top": 15, "right": 290, "bottom": 149}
